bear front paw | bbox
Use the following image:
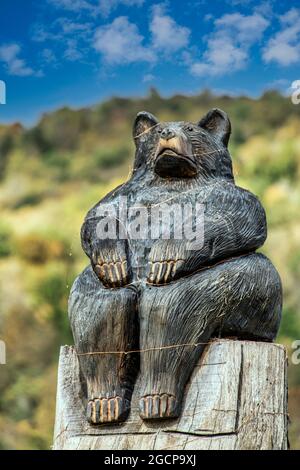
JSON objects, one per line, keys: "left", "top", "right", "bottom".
{"left": 91, "top": 240, "right": 130, "bottom": 288}
{"left": 147, "top": 259, "right": 184, "bottom": 284}
{"left": 147, "top": 240, "right": 186, "bottom": 284}
{"left": 93, "top": 259, "right": 128, "bottom": 288}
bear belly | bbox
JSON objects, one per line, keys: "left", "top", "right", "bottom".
{"left": 120, "top": 185, "right": 204, "bottom": 283}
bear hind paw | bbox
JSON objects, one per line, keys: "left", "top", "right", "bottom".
{"left": 139, "top": 393, "right": 179, "bottom": 420}
{"left": 87, "top": 395, "right": 130, "bottom": 424}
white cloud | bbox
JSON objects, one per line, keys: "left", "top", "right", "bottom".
{"left": 263, "top": 41, "right": 298, "bottom": 66}
{"left": 0, "top": 44, "right": 35, "bottom": 77}
{"left": 254, "top": 1, "right": 274, "bottom": 18}
{"left": 263, "top": 8, "right": 300, "bottom": 66}
{"left": 191, "top": 40, "right": 247, "bottom": 76}
{"left": 98, "top": 0, "right": 144, "bottom": 18}
{"left": 150, "top": 5, "right": 190, "bottom": 53}
{"left": 280, "top": 8, "right": 299, "bottom": 24}
{"left": 64, "top": 39, "right": 84, "bottom": 61}
{"left": 214, "top": 13, "right": 269, "bottom": 43}
{"left": 143, "top": 73, "right": 155, "bottom": 82}
{"left": 204, "top": 14, "right": 213, "bottom": 22}
{"left": 191, "top": 12, "right": 269, "bottom": 76}
{"left": 94, "top": 5, "right": 190, "bottom": 67}
{"left": 31, "top": 23, "right": 60, "bottom": 42}
{"left": 41, "top": 48, "right": 57, "bottom": 64}
{"left": 35, "top": 2, "right": 190, "bottom": 71}
{"left": 32, "top": 18, "right": 92, "bottom": 42}
{"left": 265, "top": 78, "right": 291, "bottom": 95}
{"left": 47, "top": 0, "right": 94, "bottom": 12}
{"left": 226, "top": 0, "right": 253, "bottom": 5}
{"left": 56, "top": 18, "right": 92, "bottom": 34}
{"left": 32, "top": 17, "right": 92, "bottom": 66}
{"left": 94, "top": 16, "right": 155, "bottom": 64}
{"left": 48, "top": 0, "right": 145, "bottom": 17}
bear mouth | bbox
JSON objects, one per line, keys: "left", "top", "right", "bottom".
{"left": 155, "top": 148, "right": 197, "bottom": 178}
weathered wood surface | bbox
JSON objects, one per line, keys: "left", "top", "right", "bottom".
{"left": 52, "top": 339, "right": 288, "bottom": 450}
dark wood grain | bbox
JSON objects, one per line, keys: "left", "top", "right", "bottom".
{"left": 69, "top": 108, "right": 282, "bottom": 425}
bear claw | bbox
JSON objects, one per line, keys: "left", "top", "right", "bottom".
{"left": 139, "top": 393, "right": 178, "bottom": 420}
{"left": 94, "top": 260, "right": 128, "bottom": 288}
{"left": 147, "top": 260, "right": 184, "bottom": 284}
{"left": 87, "top": 396, "right": 130, "bottom": 424}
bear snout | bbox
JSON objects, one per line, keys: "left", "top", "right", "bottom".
{"left": 160, "top": 127, "right": 176, "bottom": 140}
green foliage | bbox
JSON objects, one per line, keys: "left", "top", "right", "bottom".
{"left": 238, "top": 135, "right": 299, "bottom": 186}
{"left": 16, "top": 233, "right": 70, "bottom": 264}
{"left": 0, "top": 222, "right": 13, "bottom": 257}
{"left": 0, "top": 89, "right": 300, "bottom": 449}
{"left": 93, "top": 145, "right": 130, "bottom": 169}
{"left": 279, "top": 307, "right": 300, "bottom": 339}
{"left": 23, "top": 127, "right": 53, "bottom": 154}
{"left": 289, "top": 250, "right": 300, "bottom": 277}
{"left": 0, "top": 124, "right": 23, "bottom": 178}
{"left": 34, "top": 266, "right": 73, "bottom": 343}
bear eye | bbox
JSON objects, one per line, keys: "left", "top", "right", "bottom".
{"left": 157, "top": 128, "right": 162, "bottom": 134}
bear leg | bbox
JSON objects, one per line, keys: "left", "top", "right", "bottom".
{"left": 138, "top": 253, "right": 282, "bottom": 420}
{"left": 68, "top": 266, "right": 139, "bottom": 424}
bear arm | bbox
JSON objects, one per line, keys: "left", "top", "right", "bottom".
{"left": 184, "top": 185, "right": 267, "bottom": 272}
{"left": 81, "top": 216, "right": 130, "bottom": 287}
{"left": 80, "top": 198, "right": 121, "bottom": 259}
{"left": 80, "top": 216, "right": 97, "bottom": 259}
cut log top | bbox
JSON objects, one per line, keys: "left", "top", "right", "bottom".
{"left": 52, "top": 339, "right": 288, "bottom": 450}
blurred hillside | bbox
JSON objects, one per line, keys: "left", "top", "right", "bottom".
{"left": 0, "top": 88, "right": 300, "bottom": 449}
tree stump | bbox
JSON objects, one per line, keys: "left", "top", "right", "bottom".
{"left": 52, "top": 339, "right": 288, "bottom": 450}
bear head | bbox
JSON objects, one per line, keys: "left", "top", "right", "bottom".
{"left": 132, "top": 108, "right": 233, "bottom": 181}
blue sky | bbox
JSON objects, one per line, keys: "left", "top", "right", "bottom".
{"left": 0, "top": 0, "right": 299, "bottom": 126}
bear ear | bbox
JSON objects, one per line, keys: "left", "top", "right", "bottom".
{"left": 198, "top": 108, "right": 231, "bottom": 147}
{"left": 133, "top": 111, "right": 159, "bottom": 141}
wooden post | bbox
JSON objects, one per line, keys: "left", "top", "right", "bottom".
{"left": 52, "top": 339, "right": 288, "bottom": 450}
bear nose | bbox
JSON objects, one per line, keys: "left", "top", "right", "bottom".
{"left": 161, "top": 128, "right": 175, "bottom": 140}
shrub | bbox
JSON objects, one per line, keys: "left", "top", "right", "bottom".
{"left": 16, "top": 234, "right": 70, "bottom": 264}
{"left": 34, "top": 267, "right": 73, "bottom": 342}
{"left": 94, "top": 146, "right": 130, "bottom": 169}
{"left": 0, "top": 222, "right": 13, "bottom": 257}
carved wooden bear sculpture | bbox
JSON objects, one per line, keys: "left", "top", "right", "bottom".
{"left": 69, "top": 109, "right": 282, "bottom": 425}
